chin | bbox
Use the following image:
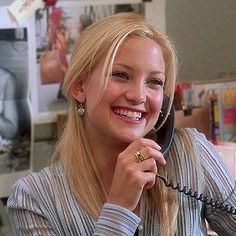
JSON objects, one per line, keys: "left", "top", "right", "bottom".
{"left": 117, "top": 131, "right": 146, "bottom": 143}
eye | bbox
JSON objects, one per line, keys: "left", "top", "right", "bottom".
{"left": 146, "top": 79, "right": 164, "bottom": 89}
{"left": 111, "top": 71, "right": 129, "bottom": 81}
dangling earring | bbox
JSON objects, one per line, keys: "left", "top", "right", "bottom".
{"left": 78, "top": 103, "right": 85, "bottom": 116}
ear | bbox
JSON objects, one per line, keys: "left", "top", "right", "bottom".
{"left": 70, "top": 80, "right": 86, "bottom": 102}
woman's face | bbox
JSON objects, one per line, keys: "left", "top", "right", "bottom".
{"left": 81, "top": 37, "right": 165, "bottom": 145}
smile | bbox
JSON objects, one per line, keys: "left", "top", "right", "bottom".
{"left": 113, "top": 108, "right": 143, "bottom": 120}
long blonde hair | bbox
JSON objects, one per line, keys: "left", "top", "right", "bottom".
{"left": 52, "top": 12, "right": 178, "bottom": 235}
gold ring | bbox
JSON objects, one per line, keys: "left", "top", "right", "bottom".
{"left": 134, "top": 149, "right": 145, "bottom": 163}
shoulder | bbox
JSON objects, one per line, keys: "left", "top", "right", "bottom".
{"left": 173, "top": 128, "right": 235, "bottom": 183}
{"left": 173, "top": 127, "right": 213, "bottom": 150}
{"left": 7, "top": 161, "right": 95, "bottom": 234}
{"left": 8, "top": 162, "right": 66, "bottom": 208}
{"left": 174, "top": 127, "right": 206, "bottom": 139}
{"left": 14, "top": 165, "right": 54, "bottom": 192}
{"left": 177, "top": 128, "right": 220, "bottom": 159}
{"left": 172, "top": 127, "right": 221, "bottom": 163}
{"left": 170, "top": 127, "right": 218, "bottom": 177}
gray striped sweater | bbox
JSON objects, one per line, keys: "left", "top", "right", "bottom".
{"left": 7, "top": 129, "right": 236, "bottom": 235}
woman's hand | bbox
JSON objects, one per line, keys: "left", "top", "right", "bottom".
{"left": 107, "top": 138, "right": 166, "bottom": 212}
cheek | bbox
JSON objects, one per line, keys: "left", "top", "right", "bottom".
{"left": 150, "top": 92, "right": 163, "bottom": 114}
{"left": 84, "top": 80, "right": 101, "bottom": 108}
{"left": 102, "top": 81, "right": 122, "bottom": 102}
{"left": 85, "top": 83, "right": 118, "bottom": 115}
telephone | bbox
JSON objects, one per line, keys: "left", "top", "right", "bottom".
{"left": 154, "top": 95, "right": 175, "bottom": 157}
{"left": 153, "top": 95, "right": 236, "bottom": 215}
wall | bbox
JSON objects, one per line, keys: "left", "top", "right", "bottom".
{"left": 145, "top": 0, "right": 166, "bottom": 33}
{"left": 0, "top": 0, "right": 10, "bottom": 5}
{"left": 166, "top": 0, "right": 236, "bottom": 82}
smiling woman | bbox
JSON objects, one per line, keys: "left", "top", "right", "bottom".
{"left": 7, "top": 12, "right": 236, "bottom": 236}
{"left": 70, "top": 37, "right": 165, "bottom": 144}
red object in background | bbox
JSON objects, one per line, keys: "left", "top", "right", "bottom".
{"left": 44, "top": 0, "right": 57, "bottom": 7}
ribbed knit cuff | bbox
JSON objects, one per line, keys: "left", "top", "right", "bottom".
{"left": 94, "top": 203, "right": 141, "bottom": 236}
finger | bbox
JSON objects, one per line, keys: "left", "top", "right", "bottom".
{"left": 129, "top": 137, "right": 162, "bottom": 152}
{"left": 134, "top": 149, "right": 145, "bottom": 163}
{"left": 140, "top": 146, "right": 166, "bottom": 166}
{"left": 138, "top": 158, "right": 158, "bottom": 175}
{"left": 141, "top": 171, "right": 157, "bottom": 189}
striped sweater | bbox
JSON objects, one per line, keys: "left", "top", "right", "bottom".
{"left": 7, "top": 129, "right": 236, "bottom": 235}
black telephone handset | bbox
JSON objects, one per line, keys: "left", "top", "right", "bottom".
{"left": 154, "top": 95, "right": 175, "bottom": 157}
{"left": 153, "top": 96, "right": 236, "bottom": 215}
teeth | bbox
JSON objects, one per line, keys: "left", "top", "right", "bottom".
{"left": 127, "top": 111, "right": 133, "bottom": 117}
{"left": 114, "top": 108, "right": 142, "bottom": 120}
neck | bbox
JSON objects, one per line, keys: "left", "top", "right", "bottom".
{"left": 86, "top": 132, "right": 129, "bottom": 195}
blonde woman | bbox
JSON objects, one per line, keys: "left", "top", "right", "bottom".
{"left": 8, "top": 13, "right": 236, "bottom": 235}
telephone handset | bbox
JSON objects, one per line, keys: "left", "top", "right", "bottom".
{"left": 154, "top": 95, "right": 175, "bottom": 157}
{"left": 153, "top": 96, "right": 236, "bottom": 215}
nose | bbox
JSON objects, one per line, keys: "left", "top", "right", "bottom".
{"left": 125, "top": 82, "right": 146, "bottom": 104}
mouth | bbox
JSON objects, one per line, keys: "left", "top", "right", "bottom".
{"left": 113, "top": 107, "right": 145, "bottom": 121}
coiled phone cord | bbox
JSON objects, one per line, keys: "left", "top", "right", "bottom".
{"left": 156, "top": 174, "right": 236, "bottom": 215}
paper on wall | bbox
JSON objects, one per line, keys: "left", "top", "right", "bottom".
{"left": 7, "top": 0, "right": 44, "bottom": 25}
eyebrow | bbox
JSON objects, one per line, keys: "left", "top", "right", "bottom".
{"left": 113, "top": 63, "right": 165, "bottom": 76}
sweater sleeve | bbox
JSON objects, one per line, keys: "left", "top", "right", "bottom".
{"left": 94, "top": 203, "right": 141, "bottom": 236}
{"left": 193, "top": 129, "right": 236, "bottom": 235}
{"left": 7, "top": 170, "right": 141, "bottom": 236}
{"left": 7, "top": 182, "right": 57, "bottom": 236}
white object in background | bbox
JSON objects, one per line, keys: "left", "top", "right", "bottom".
{"left": 8, "top": 0, "right": 44, "bottom": 25}
{"left": 215, "top": 144, "right": 236, "bottom": 179}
